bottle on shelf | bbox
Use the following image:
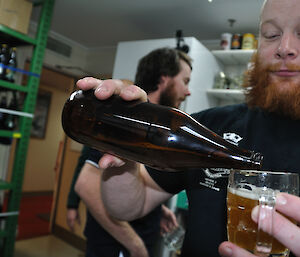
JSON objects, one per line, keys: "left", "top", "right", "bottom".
{"left": 0, "top": 44, "right": 9, "bottom": 80}
{"left": 0, "top": 92, "right": 13, "bottom": 144}
{"left": 61, "top": 90, "right": 263, "bottom": 171}
{"left": 0, "top": 92, "right": 8, "bottom": 129}
{"left": 6, "top": 47, "right": 17, "bottom": 82}
{"left": 4, "top": 91, "right": 19, "bottom": 130}
{"left": 231, "top": 34, "right": 242, "bottom": 50}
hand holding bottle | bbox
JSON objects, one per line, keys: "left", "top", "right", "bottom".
{"left": 76, "top": 77, "right": 147, "bottom": 104}
{"left": 76, "top": 77, "right": 148, "bottom": 169}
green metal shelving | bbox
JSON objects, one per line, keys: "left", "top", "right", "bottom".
{"left": 0, "top": 25, "right": 37, "bottom": 46}
{"left": 0, "top": 0, "right": 55, "bottom": 256}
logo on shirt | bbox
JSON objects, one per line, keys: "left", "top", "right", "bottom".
{"left": 198, "top": 132, "right": 243, "bottom": 191}
{"left": 223, "top": 132, "right": 243, "bottom": 146}
{"left": 203, "top": 168, "right": 230, "bottom": 179}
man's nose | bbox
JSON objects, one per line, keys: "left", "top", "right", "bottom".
{"left": 276, "top": 33, "right": 298, "bottom": 60}
{"left": 185, "top": 88, "right": 191, "bottom": 96}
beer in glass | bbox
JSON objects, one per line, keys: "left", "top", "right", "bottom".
{"left": 227, "top": 170, "right": 299, "bottom": 257}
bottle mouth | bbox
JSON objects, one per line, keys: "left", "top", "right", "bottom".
{"left": 251, "top": 152, "right": 264, "bottom": 168}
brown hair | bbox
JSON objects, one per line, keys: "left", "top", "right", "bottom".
{"left": 134, "top": 47, "right": 192, "bottom": 93}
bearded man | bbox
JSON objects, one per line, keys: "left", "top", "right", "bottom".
{"left": 74, "top": 0, "right": 300, "bottom": 256}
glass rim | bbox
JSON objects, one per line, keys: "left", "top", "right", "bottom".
{"left": 230, "top": 169, "right": 299, "bottom": 176}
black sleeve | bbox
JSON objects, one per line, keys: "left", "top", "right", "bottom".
{"left": 146, "top": 166, "right": 186, "bottom": 194}
{"left": 146, "top": 106, "right": 238, "bottom": 195}
{"left": 86, "top": 148, "right": 104, "bottom": 164}
{"left": 66, "top": 145, "right": 91, "bottom": 209}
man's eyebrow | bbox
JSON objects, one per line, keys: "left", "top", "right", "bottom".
{"left": 261, "top": 17, "right": 300, "bottom": 27}
{"left": 261, "top": 19, "right": 277, "bottom": 26}
{"left": 260, "top": 19, "right": 282, "bottom": 32}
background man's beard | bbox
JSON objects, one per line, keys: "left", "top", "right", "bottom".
{"left": 159, "top": 82, "right": 178, "bottom": 108}
{"left": 244, "top": 53, "right": 300, "bottom": 120}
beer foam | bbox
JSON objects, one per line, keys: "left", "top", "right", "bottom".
{"left": 228, "top": 184, "right": 260, "bottom": 200}
{"left": 228, "top": 185, "right": 279, "bottom": 200}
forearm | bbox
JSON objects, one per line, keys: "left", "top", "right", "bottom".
{"left": 82, "top": 190, "right": 145, "bottom": 252}
{"left": 75, "top": 163, "right": 146, "bottom": 253}
{"left": 67, "top": 146, "right": 90, "bottom": 208}
{"left": 67, "top": 170, "right": 81, "bottom": 208}
{"left": 90, "top": 208, "right": 145, "bottom": 254}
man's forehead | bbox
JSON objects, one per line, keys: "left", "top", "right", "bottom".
{"left": 260, "top": 0, "right": 300, "bottom": 25}
{"left": 261, "top": 0, "right": 299, "bottom": 17}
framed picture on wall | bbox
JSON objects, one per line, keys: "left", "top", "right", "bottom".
{"left": 31, "top": 90, "right": 52, "bottom": 139}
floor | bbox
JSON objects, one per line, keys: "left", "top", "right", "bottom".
{"left": 14, "top": 235, "right": 84, "bottom": 257}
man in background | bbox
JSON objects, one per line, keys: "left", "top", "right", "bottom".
{"left": 67, "top": 47, "right": 192, "bottom": 257}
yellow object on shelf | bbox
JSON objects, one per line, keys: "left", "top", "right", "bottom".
{"left": 13, "top": 132, "right": 21, "bottom": 138}
{"left": 242, "top": 33, "right": 255, "bottom": 50}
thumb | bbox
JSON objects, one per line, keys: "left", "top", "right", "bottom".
{"left": 99, "top": 154, "right": 125, "bottom": 169}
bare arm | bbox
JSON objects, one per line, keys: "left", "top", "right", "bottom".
{"left": 75, "top": 162, "right": 148, "bottom": 257}
{"left": 76, "top": 77, "right": 173, "bottom": 220}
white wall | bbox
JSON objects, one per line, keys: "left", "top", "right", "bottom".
{"left": 85, "top": 46, "right": 117, "bottom": 78}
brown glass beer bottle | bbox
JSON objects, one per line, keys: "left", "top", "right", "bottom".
{"left": 61, "top": 90, "right": 263, "bottom": 171}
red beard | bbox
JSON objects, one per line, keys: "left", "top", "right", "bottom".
{"left": 244, "top": 53, "right": 300, "bottom": 120}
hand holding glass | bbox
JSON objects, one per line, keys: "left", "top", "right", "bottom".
{"left": 163, "top": 225, "right": 185, "bottom": 252}
{"left": 227, "top": 170, "right": 299, "bottom": 257}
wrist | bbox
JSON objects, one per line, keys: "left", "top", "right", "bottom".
{"left": 127, "top": 236, "right": 146, "bottom": 254}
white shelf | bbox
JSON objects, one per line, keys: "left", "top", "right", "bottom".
{"left": 212, "top": 49, "right": 255, "bottom": 65}
{"left": 0, "top": 108, "right": 33, "bottom": 118}
{"left": 206, "top": 89, "right": 245, "bottom": 102}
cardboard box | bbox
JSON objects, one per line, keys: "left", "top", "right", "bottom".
{"left": 0, "top": 0, "right": 33, "bottom": 34}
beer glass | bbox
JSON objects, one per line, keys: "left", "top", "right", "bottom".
{"left": 163, "top": 225, "right": 185, "bottom": 252}
{"left": 227, "top": 170, "right": 299, "bottom": 257}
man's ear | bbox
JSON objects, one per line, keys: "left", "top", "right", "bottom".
{"left": 158, "top": 75, "right": 170, "bottom": 89}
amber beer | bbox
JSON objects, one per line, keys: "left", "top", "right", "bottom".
{"left": 227, "top": 170, "right": 299, "bottom": 257}
{"left": 227, "top": 187, "right": 287, "bottom": 255}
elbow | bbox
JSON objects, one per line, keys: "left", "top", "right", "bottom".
{"left": 74, "top": 177, "right": 84, "bottom": 197}
{"left": 75, "top": 177, "right": 92, "bottom": 203}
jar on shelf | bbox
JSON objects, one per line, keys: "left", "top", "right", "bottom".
{"left": 242, "top": 33, "right": 255, "bottom": 50}
{"left": 213, "top": 72, "right": 227, "bottom": 89}
{"left": 231, "top": 34, "right": 242, "bottom": 49}
{"left": 220, "top": 33, "right": 232, "bottom": 50}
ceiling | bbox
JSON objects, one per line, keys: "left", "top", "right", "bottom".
{"left": 48, "top": 0, "right": 264, "bottom": 49}
{"left": 32, "top": 0, "right": 264, "bottom": 76}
